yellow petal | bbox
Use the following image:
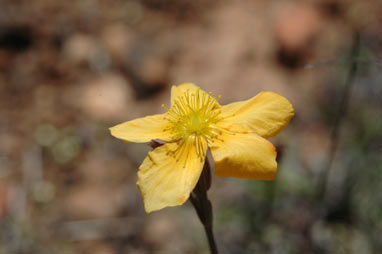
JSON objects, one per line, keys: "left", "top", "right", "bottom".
{"left": 171, "top": 83, "right": 198, "bottom": 106}
{"left": 170, "top": 83, "right": 214, "bottom": 107}
{"left": 210, "top": 131, "right": 277, "bottom": 180}
{"left": 109, "top": 113, "right": 173, "bottom": 143}
{"left": 137, "top": 137, "right": 207, "bottom": 213}
{"left": 218, "top": 92, "right": 294, "bottom": 138}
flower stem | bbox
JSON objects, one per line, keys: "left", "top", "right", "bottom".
{"left": 189, "top": 158, "right": 218, "bottom": 254}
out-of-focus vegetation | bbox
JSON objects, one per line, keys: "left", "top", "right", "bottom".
{"left": 0, "top": 0, "right": 381, "bottom": 253}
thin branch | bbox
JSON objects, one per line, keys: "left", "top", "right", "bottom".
{"left": 318, "top": 32, "right": 361, "bottom": 201}
{"left": 304, "top": 55, "right": 379, "bottom": 69}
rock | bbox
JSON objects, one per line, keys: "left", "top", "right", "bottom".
{"left": 63, "top": 34, "right": 98, "bottom": 64}
{"left": 101, "top": 23, "right": 132, "bottom": 58}
{"left": 275, "top": 3, "right": 321, "bottom": 51}
{"left": 75, "top": 73, "right": 133, "bottom": 121}
{"left": 65, "top": 184, "right": 123, "bottom": 218}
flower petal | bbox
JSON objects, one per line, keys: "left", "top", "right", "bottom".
{"left": 170, "top": 83, "right": 216, "bottom": 107}
{"left": 210, "top": 131, "right": 277, "bottom": 180}
{"left": 137, "top": 137, "right": 207, "bottom": 213}
{"left": 109, "top": 113, "right": 173, "bottom": 143}
{"left": 171, "top": 83, "right": 198, "bottom": 106}
{"left": 218, "top": 92, "right": 294, "bottom": 138}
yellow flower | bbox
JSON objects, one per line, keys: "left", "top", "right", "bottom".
{"left": 110, "top": 83, "right": 294, "bottom": 213}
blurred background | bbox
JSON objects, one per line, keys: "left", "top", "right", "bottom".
{"left": 0, "top": 0, "right": 381, "bottom": 253}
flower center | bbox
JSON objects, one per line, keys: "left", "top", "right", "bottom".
{"left": 190, "top": 113, "right": 203, "bottom": 133}
{"left": 163, "top": 88, "right": 222, "bottom": 142}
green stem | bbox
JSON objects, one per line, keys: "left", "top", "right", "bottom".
{"left": 189, "top": 158, "right": 218, "bottom": 254}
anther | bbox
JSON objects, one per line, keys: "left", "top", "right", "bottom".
{"left": 161, "top": 104, "right": 170, "bottom": 110}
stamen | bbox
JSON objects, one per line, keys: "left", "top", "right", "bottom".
{"left": 164, "top": 88, "right": 225, "bottom": 146}
{"left": 161, "top": 104, "right": 169, "bottom": 110}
